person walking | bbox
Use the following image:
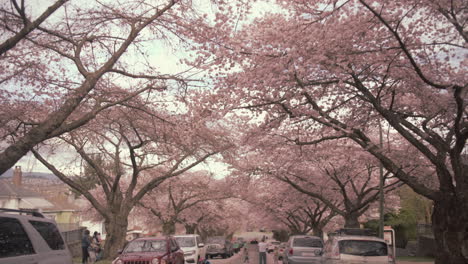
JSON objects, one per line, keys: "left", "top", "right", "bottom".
{"left": 92, "top": 231, "right": 102, "bottom": 261}
{"left": 243, "top": 246, "right": 249, "bottom": 263}
{"left": 258, "top": 239, "right": 268, "bottom": 264}
{"left": 273, "top": 246, "right": 279, "bottom": 264}
{"left": 82, "top": 230, "right": 91, "bottom": 264}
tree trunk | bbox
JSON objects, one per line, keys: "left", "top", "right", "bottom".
{"left": 103, "top": 214, "right": 129, "bottom": 260}
{"left": 432, "top": 196, "right": 468, "bottom": 264}
{"left": 343, "top": 213, "right": 360, "bottom": 228}
{"left": 185, "top": 223, "right": 197, "bottom": 234}
{"left": 162, "top": 221, "right": 176, "bottom": 235}
{"left": 311, "top": 226, "right": 324, "bottom": 239}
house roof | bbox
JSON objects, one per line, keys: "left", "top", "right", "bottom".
{"left": 0, "top": 179, "right": 44, "bottom": 198}
{"left": 0, "top": 179, "right": 55, "bottom": 209}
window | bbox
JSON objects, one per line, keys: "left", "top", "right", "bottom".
{"left": 292, "top": 238, "right": 323, "bottom": 248}
{"left": 124, "top": 240, "right": 166, "bottom": 253}
{"left": 29, "top": 220, "right": 65, "bottom": 250}
{"left": 175, "top": 237, "right": 196, "bottom": 247}
{"left": 338, "top": 240, "right": 388, "bottom": 256}
{"left": 0, "top": 217, "right": 35, "bottom": 258}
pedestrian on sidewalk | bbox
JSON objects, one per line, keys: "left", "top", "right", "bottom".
{"left": 258, "top": 239, "right": 268, "bottom": 264}
{"left": 243, "top": 246, "right": 249, "bottom": 263}
{"left": 81, "top": 230, "right": 91, "bottom": 264}
{"left": 273, "top": 246, "right": 279, "bottom": 264}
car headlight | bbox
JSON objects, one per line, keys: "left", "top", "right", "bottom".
{"left": 152, "top": 258, "right": 159, "bottom": 264}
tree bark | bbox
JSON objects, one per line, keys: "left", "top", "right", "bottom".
{"left": 432, "top": 196, "right": 468, "bottom": 264}
{"left": 103, "top": 214, "right": 129, "bottom": 259}
{"left": 312, "top": 227, "right": 323, "bottom": 239}
{"left": 162, "top": 221, "right": 176, "bottom": 235}
{"left": 185, "top": 223, "right": 197, "bottom": 234}
{"left": 343, "top": 213, "right": 360, "bottom": 228}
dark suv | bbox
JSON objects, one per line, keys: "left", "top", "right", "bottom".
{"left": 0, "top": 208, "right": 73, "bottom": 264}
{"left": 205, "top": 236, "right": 233, "bottom": 259}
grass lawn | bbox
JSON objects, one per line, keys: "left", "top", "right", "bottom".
{"left": 397, "top": 256, "right": 435, "bottom": 262}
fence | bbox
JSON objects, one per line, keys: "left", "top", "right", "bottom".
{"left": 61, "top": 226, "right": 85, "bottom": 258}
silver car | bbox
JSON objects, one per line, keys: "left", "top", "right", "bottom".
{"left": 283, "top": 235, "right": 323, "bottom": 264}
{"left": 0, "top": 208, "right": 73, "bottom": 264}
{"left": 321, "top": 235, "right": 395, "bottom": 264}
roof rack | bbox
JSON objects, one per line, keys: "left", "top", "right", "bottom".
{"left": 0, "top": 208, "right": 45, "bottom": 218}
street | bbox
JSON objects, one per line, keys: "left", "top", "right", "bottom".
{"left": 207, "top": 244, "right": 434, "bottom": 264}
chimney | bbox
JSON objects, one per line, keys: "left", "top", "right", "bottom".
{"left": 12, "top": 166, "right": 22, "bottom": 186}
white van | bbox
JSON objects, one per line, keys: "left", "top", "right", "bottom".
{"left": 0, "top": 208, "right": 73, "bottom": 264}
{"left": 322, "top": 235, "right": 395, "bottom": 264}
{"left": 174, "top": 234, "right": 206, "bottom": 264}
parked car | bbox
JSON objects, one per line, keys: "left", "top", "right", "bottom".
{"left": 174, "top": 234, "right": 206, "bottom": 264}
{"left": 283, "top": 235, "right": 323, "bottom": 264}
{"left": 112, "top": 236, "right": 185, "bottom": 264}
{"left": 0, "top": 208, "right": 73, "bottom": 264}
{"left": 321, "top": 234, "right": 395, "bottom": 264}
{"left": 267, "top": 240, "right": 281, "bottom": 253}
{"left": 205, "top": 236, "right": 233, "bottom": 259}
{"left": 250, "top": 239, "right": 258, "bottom": 244}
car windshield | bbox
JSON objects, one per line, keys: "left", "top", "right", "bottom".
{"left": 292, "top": 238, "right": 323, "bottom": 248}
{"left": 175, "top": 237, "right": 196, "bottom": 247}
{"left": 338, "top": 240, "right": 388, "bottom": 256}
{"left": 124, "top": 240, "right": 166, "bottom": 253}
{"left": 207, "top": 237, "right": 224, "bottom": 243}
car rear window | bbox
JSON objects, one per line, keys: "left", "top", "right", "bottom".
{"left": 125, "top": 240, "right": 166, "bottom": 253}
{"left": 175, "top": 237, "right": 196, "bottom": 247}
{"left": 29, "top": 220, "right": 66, "bottom": 250}
{"left": 338, "top": 240, "right": 388, "bottom": 256}
{"left": 0, "top": 217, "right": 35, "bottom": 258}
{"left": 292, "top": 238, "right": 323, "bottom": 247}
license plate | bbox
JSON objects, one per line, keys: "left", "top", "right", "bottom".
{"left": 302, "top": 253, "right": 315, "bottom": 256}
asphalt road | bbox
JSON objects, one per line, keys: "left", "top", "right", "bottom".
{"left": 208, "top": 243, "right": 434, "bottom": 264}
{"left": 209, "top": 244, "right": 277, "bottom": 264}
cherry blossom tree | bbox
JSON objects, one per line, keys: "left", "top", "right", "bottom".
{"left": 0, "top": 0, "right": 67, "bottom": 55}
{"left": 201, "top": 1, "right": 466, "bottom": 262}
{"left": 31, "top": 99, "right": 230, "bottom": 258}
{"left": 234, "top": 139, "right": 400, "bottom": 228}
{"left": 137, "top": 171, "right": 233, "bottom": 235}
{"left": 0, "top": 0, "right": 227, "bottom": 175}
{"left": 251, "top": 178, "right": 336, "bottom": 237}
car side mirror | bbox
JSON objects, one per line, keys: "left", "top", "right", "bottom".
{"left": 198, "top": 243, "right": 205, "bottom": 248}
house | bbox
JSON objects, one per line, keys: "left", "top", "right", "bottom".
{"left": 0, "top": 166, "right": 83, "bottom": 232}
{"left": 0, "top": 166, "right": 54, "bottom": 210}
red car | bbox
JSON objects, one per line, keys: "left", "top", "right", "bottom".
{"left": 112, "top": 236, "right": 185, "bottom": 264}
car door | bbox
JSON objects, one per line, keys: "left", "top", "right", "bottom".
{"left": 0, "top": 217, "right": 36, "bottom": 264}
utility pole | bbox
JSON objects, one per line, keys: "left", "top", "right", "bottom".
{"left": 378, "top": 121, "right": 384, "bottom": 238}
